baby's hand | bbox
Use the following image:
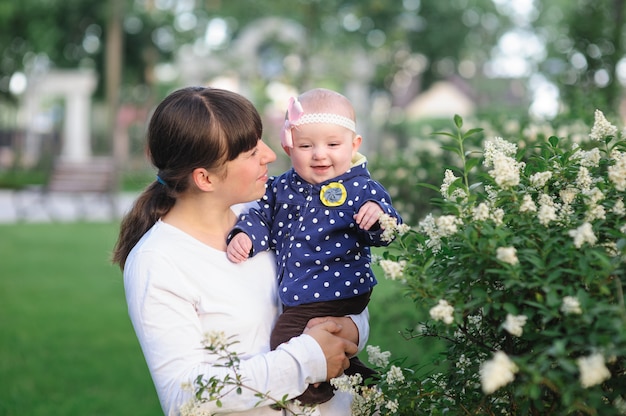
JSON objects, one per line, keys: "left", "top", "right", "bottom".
{"left": 354, "top": 201, "right": 383, "bottom": 230}
{"left": 226, "top": 232, "right": 252, "bottom": 263}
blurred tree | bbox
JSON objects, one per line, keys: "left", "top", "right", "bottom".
{"left": 1, "top": 0, "right": 509, "bottom": 102}
{"left": 0, "top": 0, "right": 515, "bottom": 161}
{"left": 0, "top": 0, "right": 105, "bottom": 97}
{"left": 535, "top": 0, "right": 626, "bottom": 121}
{"left": 345, "top": 0, "right": 508, "bottom": 104}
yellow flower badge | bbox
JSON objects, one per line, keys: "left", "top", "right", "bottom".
{"left": 320, "top": 182, "right": 347, "bottom": 207}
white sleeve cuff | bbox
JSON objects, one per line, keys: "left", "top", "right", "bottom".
{"left": 275, "top": 333, "right": 327, "bottom": 383}
{"left": 348, "top": 306, "right": 370, "bottom": 352}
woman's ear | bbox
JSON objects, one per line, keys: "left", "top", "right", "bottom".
{"left": 191, "top": 167, "right": 214, "bottom": 192}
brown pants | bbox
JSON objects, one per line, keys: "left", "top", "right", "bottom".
{"left": 270, "top": 291, "right": 375, "bottom": 405}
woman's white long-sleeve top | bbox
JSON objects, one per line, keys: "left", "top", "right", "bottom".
{"left": 123, "top": 203, "right": 368, "bottom": 415}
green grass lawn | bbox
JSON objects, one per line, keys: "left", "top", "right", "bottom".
{"left": 0, "top": 223, "right": 162, "bottom": 416}
{"left": 0, "top": 222, "right": 438, "bottom": 415}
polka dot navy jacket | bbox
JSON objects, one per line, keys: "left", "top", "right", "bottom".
{"left": 231, "top": 156, "right": 402, "bottom": 307}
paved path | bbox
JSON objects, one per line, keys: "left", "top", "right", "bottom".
{"left": 0, "top": 190, "right": 138, "bottom": 223}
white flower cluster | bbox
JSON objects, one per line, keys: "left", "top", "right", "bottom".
{"left": 332, "top": 349, "right": 407, "bottom": 416}
{"left": 502, "top": 314, "right": 527, "bottom": 337}
{"left": 559, "top": 187, "right": 577, "bottom": 205}
{"left": 608, "top": 151, "right": 626, "bottom": 191}
{"left": 419, "top": 213, "right": 462, "bottom": 252}
{"left": 440, "top": 169, "right": 467, "bottom": 201}
{"left": 589, "top": 109, "right": 618, "bottom": 140}
{"left": 496, "top": 246, "right": 518, "bottom": 265}
{"left": 483, "top": 136, "right": 518, "bottom": 166}
{"left": 331, "top": 373, "right": 384, "bottom": 415}
{"left": 614, "top": 198, "right": 625, "bottom": 216}
{"left": 201, "top": 330, "right": 229, "bottom": 350}
{"left": 430, "top": 299, "right": 455, "bottom": 324}
{"left": 537, "top": 193, "right": 559, "bottom": 226}
{"left": 489, "top": 152, "right": 524, "bottom": 189}
{"left": 577, "top": 353, "right": 611, "bottom": 388}
{"left": 519, "top": 194, "right": 537, "bottom": 212}
{"left": 568, "top": 222, "right": 597, "bottom": 248}
{"left": 378, "top": 259, "right": 406, "bottom": 280}
{"left": 469, "top": 200, "right": 504, "bottom": 225}
{"left": 582, "top": 187, "right": 606, "bottom": 222}
{"left": 366, "top": 345, "right": 391, "bottom": 367}
{"left": 479, "top": 351, "right": 519, "bottom": 394}
{"left": 379, "top": 212, "right": 410, "bottom": 243}
{"left": 472, "top": 202, "right": 490, "bottom": 221}
{"left": 384, "top": 399, "right": 400, "bottom": 413}
{"left": 483, "top": 137, "right": 525, "bottom": 189}
{"left": 350, "top": 385, "right": 385, "bottom": 415}
{"left": 456, "top": 354, "right": 472, "bottom": 375}
{"left": 180, "top": 400, "right": 213, "bottom": 416}
{"left": 436, "top": 215, "right": 461, "bottom": 236}
{"left": 330, "top": 373, "right": 363, "bottom": 393}
{"left": 529, "top": 171, "right": 552, "bottom": 188}
{"left": 385, "top": 365, "right": 405, "bottom": 385}
{"left": 561, "top": 296, "right": 583, "bottom": 315}
{"left": 573, "top": 146, "right": 601, "bottom": 168}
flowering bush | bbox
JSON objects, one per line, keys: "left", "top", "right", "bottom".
{"left": 181, "top": 331, "right": 421, "bottom": 416}
{"left": 376, "top": 111, "right": 626, "bottom": 414}
{"left": 331, "top": 345, "right": 421, "bottom": 415}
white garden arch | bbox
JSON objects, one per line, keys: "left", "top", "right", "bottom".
{"left": 22, "top": 70, "right": 97, "bottom": 164}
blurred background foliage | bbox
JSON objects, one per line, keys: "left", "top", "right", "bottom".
{"left": 1, "top": 0, "right": 626, "bottom": 223}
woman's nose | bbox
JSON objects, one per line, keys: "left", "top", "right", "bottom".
{"left": 260, "top": 141, "right": 277, "bottom": 163}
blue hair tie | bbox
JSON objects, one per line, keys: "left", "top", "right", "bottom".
{"left": 156, "top": 175, "right": 167, "bottom": 186}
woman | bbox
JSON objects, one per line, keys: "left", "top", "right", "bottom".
{"left": 112, "top": 86, "right": 367, "bottom": 415}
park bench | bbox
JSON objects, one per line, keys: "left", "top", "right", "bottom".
{"left": 14, "top": 156, "right": 119, "bottom": 220}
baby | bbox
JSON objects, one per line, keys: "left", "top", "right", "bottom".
{"left": 227, "top": 88, "right": 402, "bottom": 405}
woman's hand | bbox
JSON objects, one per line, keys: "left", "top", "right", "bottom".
{"left": 306, "top": 316, "right": 359, "bottom": 346}
{"left": 304, "top": 320, "right": 357, "bottom": 380}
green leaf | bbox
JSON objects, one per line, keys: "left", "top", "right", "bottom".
{"left": 464, "top": 127, "right": 484, "bottom": 138}
{"left": 503, "top": 303, "right": 519, "bottom": 314}
{"left": 441, "top": 144, "right": 463, "bottom": 157}
{"left": 465, "top": 157, "right": 481, "bottom": 173}
{"left": 454, "top": 114, "right": 463, "bottom": 128}
{"left": 417, "top": 182, "right": 441, "bottom": 192}
{"left": 468, "top": 181, "right": 483, "bottom": 191}
{"left": 432, "top": 131, "right": 456, "bottom": 139}
{"left": 548, "top": 135, "right": 559, "bottom": 147}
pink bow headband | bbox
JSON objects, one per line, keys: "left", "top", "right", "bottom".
{"left": 280, "top": 97, "right": 357, "bottom": 148}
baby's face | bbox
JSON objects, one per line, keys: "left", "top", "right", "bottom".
{"left": 288, "top": 123, "right": 361, "bottom": 184}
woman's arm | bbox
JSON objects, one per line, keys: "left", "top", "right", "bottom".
{"left": 124, "top": 251, "right": 354, "bottom": 415}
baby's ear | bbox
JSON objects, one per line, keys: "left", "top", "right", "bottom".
{"left": 282, "top": 145, "right": 292, "bottom": 156}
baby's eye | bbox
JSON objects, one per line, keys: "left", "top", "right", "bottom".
{"left": 299, "top": 144, "right": 312, "bottom": 149}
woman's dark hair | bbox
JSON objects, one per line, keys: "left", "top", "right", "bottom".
{"left": 112, "top": 86, "right": 262, "bottom": 269}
